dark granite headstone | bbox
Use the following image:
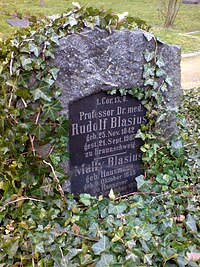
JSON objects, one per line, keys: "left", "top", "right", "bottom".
{"left": 69, "top": 91, "right": 147, "bottom": 196}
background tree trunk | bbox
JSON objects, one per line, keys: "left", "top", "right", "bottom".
{"left": 159, "top": 0, "right": 182, "bottom": 28}
{"left": 40, "top": 0, "right": 45, "bottom": 7}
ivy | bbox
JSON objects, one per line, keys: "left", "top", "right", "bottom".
{"left": 0, "top": 3, "right": 199, "bottom": 267}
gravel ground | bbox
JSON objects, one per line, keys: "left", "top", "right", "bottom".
{"left": 181, "top": 54, "right": 200, "bottom": 90}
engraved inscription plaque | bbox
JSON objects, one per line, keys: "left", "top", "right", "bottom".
{"left": 69, "top": 91, "right": 147, "bottom": 196}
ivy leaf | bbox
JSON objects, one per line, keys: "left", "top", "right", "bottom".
{"left": 156, "top": 174, "right": 171, "bottom": 185}
{"left": 94, "top": 15, "right": 101, "bottom": 27}
{"left": 47, "top": 14, "right": 61, "bottom": 22}
{"left": 143, "top": 63, "right": 155, "bottom": 78}
{"left": 143, "top": 32, "right": 154, "bottom": 41}
{"left": 125, "top": 252, "right": 140, "bottom": 264}
{"left": 119, "top": 88, "right": 127, "bottom": 95}
{"left": 177, "top": 252, "right": 189, "bottom": 266}
{"left": 28, "top": 42, "right": 40, "bottom": 57}
{"left": 144, "top": 78, "right": 155, "bottom": 86}
{"left": 109, "top": 89, "right": 117, "bottom": 95}
{"left": 135, "top": 129, "right": 145, "bottom": 140}
{"left": 153, "top": 81, "right": 158, "bottom": 89}
{"left": 162, "top": 218, "right": 173, "bottom": 229}
{"left": 185, "top": 214, "right": 197, "bottom": 233}
{"left": 79, "top": 194, "right": 93, "bottom": 206}
{"left": 83, "top": 19, "right": 96, "bottom": 30}
{"left": 65, "top": 248, "right": 81, "bottom": 261}
{"left": 31, "top": 85, "right": 52, "bottom": 102}
{"left": 53, "top": 87, "right": 62, "bottom": 98}
{"left": 49, "top": 67, "right": 59, "bottom": 80}
{"left": 43, "top": 100, "right": 62, "bottom": 121}
{"left": 92, "top": 236, "right": 111, "bottom": 255}
{"left": 20, "top": 55, "right": 32, "bottom": 70}
{"left": 68, "top": 14, "right": 78, "bottom": 27}
{"left": 16, "top": 88, "right": 31, "bottom": 99}
{"left": 171, "top": 140, "right": 183, "bottom": 149}
{"left": 50, "top": 35, "right": 60, "bottom": 45}
{"left": 49, "top": 154, "right": 60, "bottom": 165}
{"left": 137, "top": 225, "right": 152, "bottom": 241}
{"left": 156, "top": 56, "right": 165, "bottom": 68}
{"left": 31, "top": 124, "right": 51, "bottom": 140}
{"left": 20, "top": 45, "right": 30, "bottom": 54}
{"left": 96, "top": 253, "right": 114, "bottom": 267}
{"left": 156, "top": 68, "right": 166, "bottom": 77}
{"left": 2, "top": 239, "right": 19, "bottom": 256}
{"left": 144, "top": 254, "right": 153, "bottom": 265}
{"left": 156, "top": 113, "right": 167, "bottom": 123}
{"left": 35, "top": 34, "right": 47, "bottom": 45}
{"left": 56, "top": 117, "right": 69, "bottom": 137}
{"left": 72, "top": 2, "right": 81, "bottom": 9}
{"left": 42, "top": 74, "right": 54, "bottom": 86}
{"left": 165, "top": 75, "right": 173, "bottom": 87}
{"left": 108, "top": 202, "right": 127, "bottom": 215}
{"left": 0, "top": 146, "right": 9, "bottom": 154}
{"left": 160, "top": 82, "right": 168, "bottom": 92}
{"left": 0, "top": 64, "right": 3, "bottom": 74}
{"left": 35, "top": 242, "right": 45, "bottom": 253}
{"left": 144, "top": 50, "right": 155, "bottom": 62}
{"left": 31, "top": 88, "right": 51, "bottom": 102}
{"left": 135, "top": 175, "right": 145, "bottom": 190}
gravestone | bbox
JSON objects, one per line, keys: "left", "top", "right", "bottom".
{"left": 51, "top": 28, "right": 182, "bottom": 196}
{"left": 69, "top": 91, "right": 147, "bottom": 196}
{"left": 6, "top": 18, "right": 30, "bottom": 28}
{"left": 182, "top": 0, "right": 200, "bottom": 4}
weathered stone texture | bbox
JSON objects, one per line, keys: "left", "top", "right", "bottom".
{"left": 54, "top": 28, "right": 182, "bottom": 138}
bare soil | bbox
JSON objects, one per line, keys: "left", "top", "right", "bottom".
{"left": 181, "top": 54, "right": 200, "bottom": 90}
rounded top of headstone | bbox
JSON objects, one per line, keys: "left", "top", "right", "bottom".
{"left": 53, "top": 28, "right": 181, "bottom": 115}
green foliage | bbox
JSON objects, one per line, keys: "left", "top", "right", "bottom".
{"left": 0, "top": 4, "right": 199, "bottom": 266}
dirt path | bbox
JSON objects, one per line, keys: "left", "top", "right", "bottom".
{"left": 181, "top": 54, "right": 200, "bottom": 90}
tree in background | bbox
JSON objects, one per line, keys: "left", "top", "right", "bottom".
{"left": 158, "top": 0, "right": 182, "bottom": 28}
{"left": 40, "top": 0, "right": 45, "bottom": 7}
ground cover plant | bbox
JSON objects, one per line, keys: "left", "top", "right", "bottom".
{"left": 0, "top": 0, "right": 200, "bottom": 53}
{"left": 0, "top": 4, "right": 199, "bottom": 267}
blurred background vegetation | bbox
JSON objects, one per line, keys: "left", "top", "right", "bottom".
{"left": 0, "top": 0, "right": 200, "bottom": 54}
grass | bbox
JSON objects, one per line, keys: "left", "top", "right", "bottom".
{"left": 0, "top": 0, "right": 200, "bottom": 54}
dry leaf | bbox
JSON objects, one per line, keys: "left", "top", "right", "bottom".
{"left": 174, "top": 215, "right": 185, "bottom": 222}
{"left": 187, "top": 252, "right": 200, "bottom": 261}
{"left": 72, "top": 223, "right": 80, "bottom": 235}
